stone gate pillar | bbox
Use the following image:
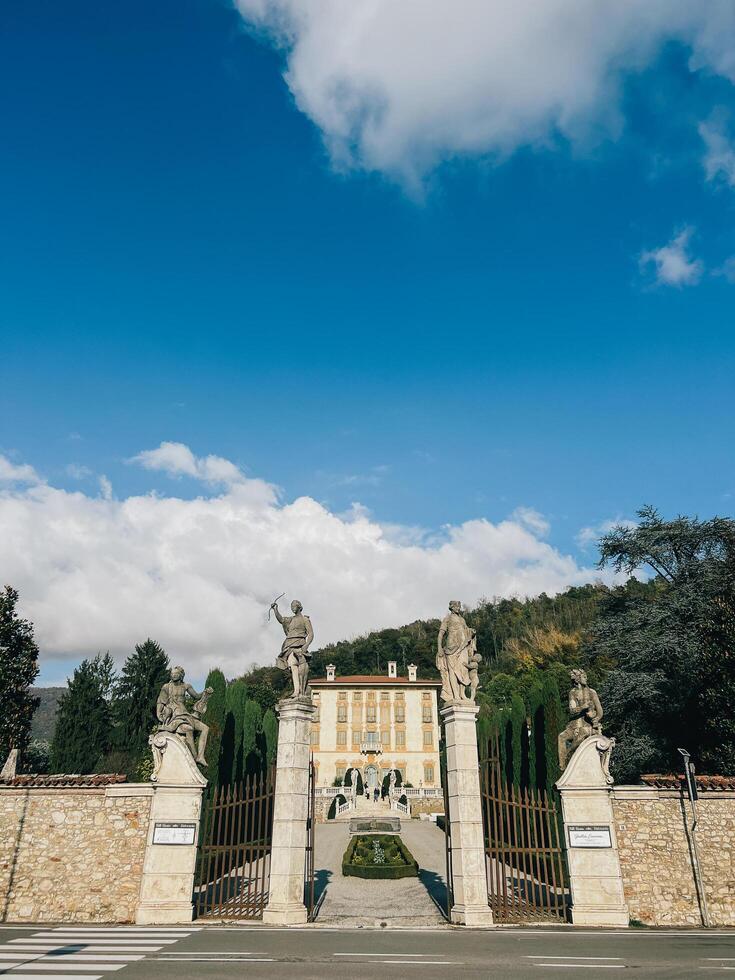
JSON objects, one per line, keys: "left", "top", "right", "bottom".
{"left": 135, "top": 731, "right": 207, "bottom": 924}
{"left": 441, "top": 701, "right": 494, "bottom": 927}
{"left": 556, "top": 735, "right": 629, "bottom": 927}
{"left": 263, "top": 696, "right": 316, "bottom": 925}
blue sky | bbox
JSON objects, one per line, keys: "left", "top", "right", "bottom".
{"left": 1, "top": 1, "right": 734, "bottom": 682}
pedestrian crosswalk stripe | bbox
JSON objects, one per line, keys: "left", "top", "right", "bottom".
{"left": 7, "top": 965, "right": 126, "bottom": 972}
{"left": 3, "top": 975, "right": 103, "bottom": 980}
{"left": 29, "top": 937, "right": 178, "bottom": 944}
{"left": 6, "top": 946, "right": 165, "bottom": 954}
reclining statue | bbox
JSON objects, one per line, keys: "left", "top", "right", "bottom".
{"left": 155, "top": 666, "right": 213, "bottom": 767}
{"left": 558, "top": 668, "right": 603, "bottom": 770}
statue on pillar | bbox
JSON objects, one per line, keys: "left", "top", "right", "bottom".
{"left": 389, "top": 768, "right": 397, "bottom": 798}
{"left": 558, "top": 669, "right": 604, "bottom": 770}
{"left": 436, "top": 600, "right": 481, "bottom": 703}
{"left": 155, "top": 666, "right": 213, "bottom": 767}
{"left": 270, "top": 597, "right": 314, "bottom": 699}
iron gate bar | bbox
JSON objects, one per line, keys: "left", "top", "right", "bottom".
{"left": 305, "top": 756, "right": 316, "bottom": 920}
{"left": 195, "top": 766, "right": 275, "bottom": 920}
{"left": 481, "top": 735, "right": 569, "bottom": 923}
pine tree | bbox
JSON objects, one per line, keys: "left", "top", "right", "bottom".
{"left": 262, "top": 708, "right": 278, "bottom": 767}
{"left": 0, "top": 586, "right": 40, "bottom": 763}
{"left": 242, "top": 699, "right": 263, "bottom": 775}
{"left": 50, "top": 655, "right": 113, "bottom": 773}
{"left": 112, "top": 639, "right": 169, "bottom": 763}
{"left": 203, "top": 669, "right": 227, "bottom": 783}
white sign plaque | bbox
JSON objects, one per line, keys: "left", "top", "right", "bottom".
{"left": 568, "top": 824, "right": 612, "bottom": 848}
{"left": 153, "top": 822, "right": 196, "bottom": 846}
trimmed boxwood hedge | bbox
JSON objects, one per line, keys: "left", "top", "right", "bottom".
{"left": 327, "top": 793, "right": 347, "bottom": 820}
{"left": 342, "top": 834, "right": 418, "bottom": 879}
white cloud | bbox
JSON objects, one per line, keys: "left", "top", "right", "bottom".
{"left": 0, "top": 455, "right": 41, "bottom": 484}
{"left": 234, "top": 0, "right": 735, "bottom": 186}
{"left": 511, "top": 507, "right": 550, "bottom": 538}
{"left": 129, "top": 441, "right": 252, "bottom": 489}
{"left": 715, "top": 255, "right": 735, "bottom": 282}
{"left": 0, "top": 445, "right": 602, "bottom": 681}
{"left": 639, "top": 227, "right": 704, "bottom": 288}
{"left": 65, "top": 464, "right": 92, "bottom": 480}
{"left": 700, "top": 115, "right": 735, "bottom": 187}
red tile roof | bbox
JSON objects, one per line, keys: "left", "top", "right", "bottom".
{"left": 641, "top": 774, "right": 735, "bottom": 791}
{"left": 0, "top": 773, "right": 128, "bottom": 788}
{"left": 311, "top": 675, "right": 441, "bottom": 686}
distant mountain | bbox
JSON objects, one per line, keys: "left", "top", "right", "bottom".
{"left": 31, "top": 686, "right": 65, "bottom": 742}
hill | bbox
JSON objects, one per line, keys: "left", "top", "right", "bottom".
{"left": 30, "top": 686, "right": 65, "bottom": 742}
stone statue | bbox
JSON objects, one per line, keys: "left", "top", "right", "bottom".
{"left": 436, "top": 600, "right": 481, "bottom": 703}
{"left": 156, "top": 666, "right": 213, "bottom": 767}
{"left": 349, "top": 767, "right": 360, "bottom": 801}
{"left": 271, "top": 598, "right": 314, "bottom": 699}
{"left": 389, "top": 768, "right": 397, "bottom": 797}
{"left": 558, "top": 669, "right": 604, "bottom": 770}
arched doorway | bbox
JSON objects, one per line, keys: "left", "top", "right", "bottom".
{"left": 364, "top": 764, "right": 379, "bottom": 791}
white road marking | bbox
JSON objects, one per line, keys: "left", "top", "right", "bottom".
{"left": 533, "top": 966, "right": 625, "bottom": 970}
{"left": 29, "top": 938, "right": 177, "bottom": 945}
{"left": 0, "top": 953, "right": 42, "bottom": 959}
{"left": 25, "top": 957, "right": 143, "bottom": 963}
{"left": 333, "top": 952, "right": 442, "bottom": 957}
{"left": 527, "top": 956, "right": 623, "bottom": 960}
{"left": 50, "top": 929, "right": 199, "bottom": 933}
{"left": 8, "top": 966, "right": 126, "bottom": 972}
{"left": 5, "top": 946, "right": 164, "bottom": 954}
{"left": 151, "top": 958, "right": 276, "bottom": 963}
{"left": 4, "top": 975, "right": 102, "bottom": 980}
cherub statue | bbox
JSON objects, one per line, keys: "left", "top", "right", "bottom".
{"left": 558, "top": 669, "right": 603, "bottom": 770}
{"left": 156, "top": 666, "right": 213, "bottom": 767}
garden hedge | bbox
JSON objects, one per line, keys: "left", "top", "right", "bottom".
{"left": 342, "top": 834, "right": 418, "bottom": 879}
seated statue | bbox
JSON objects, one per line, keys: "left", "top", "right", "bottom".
{"left": 558, "top": 669, "right": 603, "bottom": 771}
{"left": 156, "top": 666, "right": 213, "bottom": 767}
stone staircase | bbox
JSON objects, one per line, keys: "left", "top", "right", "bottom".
{"left": 334, "top": 794, "right": 391, "bottom": 822}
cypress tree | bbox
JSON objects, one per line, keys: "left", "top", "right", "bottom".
{"left": 50, "top": 655, "right": 113, "bottom": 773}
{"left": 526, "top": 681, "right": 544, "bottom": 792}
{"left": 223, "top": 679, "right": 248, "bottom": 783}
{"left": 203, "top": 669, "right": 227, "bottom": 783}
{"left": 262, "top": 708, "right": 278, "bottom": 767}
{"left": 541, "top": 672, "right": 564, "bottom": 794}
{"left": 242, "top": 698, "right": 263, "bottom": 775}
{"left": 510, "top": 693, "right": 525, "bottom": 788}
{"left": 0, "top": 586, "right": 40, "bottom": 765}
{"left": 112, "top": 639, "right": 169, "bottom": 763}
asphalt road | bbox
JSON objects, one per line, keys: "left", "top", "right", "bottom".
{"left": 1, "top": 923, "right": 735, "bottom": 979}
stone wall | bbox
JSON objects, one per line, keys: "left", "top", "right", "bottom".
{"left": 408, "top": 797, "right": 444, "bottom": 816}
{"left": 0, "top": 776, "right": 152, "bottom": 923}
{"left": 612, "top": 783, "right": 735, "bottom": 926}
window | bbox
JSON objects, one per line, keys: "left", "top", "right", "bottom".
{"left": 423, "top": 730, "right": 433, "bottom": 747}
{"left": 422, "top": 692, "right": 431, "bottom": 700}
{"left": 364, "top": 731, "right": 380, "bottom": 748}
{"left": 380, "top": 692, "right": 389, "bottom": 701}
{"left": 424, "top": 765, "right": 434, "bottom": 784}
{"left": 396, "top": 730, "right": 405, "bottom": 748}
{"left": 310, "top": 729, "right": 319, "bottom": 746}
{"left": 353, "top": 692, "right": 362, "bottom": 701}
{"left": 366, "top": 706, "right": 376, "bottom": 722}
{"left": 395, "top": 705, "right": 405, "bottom": 722}
{"left": 337, "top": 731, "right": 347, "bottom": 746}
{"left": 338, "top": 691, "right": 347, "bottom": 699}
{"left": 337, "top": 705, "right": 347, "bottom": 722}
{"left": 422, "top": 706, "right": 432, "bottom": 723}
{"left": 381, "top": 730, "right": 389, "bottom": 746}
{"left": 352, "top": 730, "right": 361, "bottom": 746}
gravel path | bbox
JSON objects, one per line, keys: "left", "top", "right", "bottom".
{"left": 313, "top": 819, "right": 448, "bottom": 927}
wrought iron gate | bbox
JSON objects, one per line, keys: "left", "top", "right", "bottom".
{"left": 442, "top": 771, "right": 454, "bottom": 919}
{"left": 195, "top": 767, "right": 275, "bottom": 919}
{"left": 304, "top": 756, "right": 317, "bottom": 921}
{"left": 480, "top": 739, "right": 569, "bottom": 923}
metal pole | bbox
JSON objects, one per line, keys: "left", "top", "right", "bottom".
{"left": 678, "top": 748, "right": 711, "bottom": 928}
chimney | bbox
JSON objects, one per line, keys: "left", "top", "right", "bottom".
{"left": 326, "top": 664, "right": 336, "bottom": 681}
{"left": 408, "top": 664, "right": 417, "bottom": 682}
{"left": 388, "top": 661, "right": 397, "bottom": 679}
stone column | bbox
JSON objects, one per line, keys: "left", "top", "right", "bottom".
{"left": 441, "top": 701, "right": 494, "bottom": 927}
{"left": 263, "top": 695, "right": 316, "bottom": 925}
{"left": 556, "top": 734, "right": 629, "bottom": 927}
{"left": 135, "top": 732, "right": 207, "bottom": 925}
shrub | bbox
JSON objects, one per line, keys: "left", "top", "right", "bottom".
{"left": 342, "top": 834, "right": 418, "bottom": 879}
{"left": 327, "top": 793, "right": 347, "bottom": 820}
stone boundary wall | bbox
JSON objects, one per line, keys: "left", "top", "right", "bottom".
{"left": 612, "top": 785, "right": 735, "bottom": 926}
{"left": 0, "top": 779, "right": 153, "bottom": 923}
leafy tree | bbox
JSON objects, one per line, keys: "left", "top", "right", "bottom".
{"left": 203, "top": 669, "right": 227, "bottom": 783}
{"left": 0, "top": 586, "right": 40, "bottom": 764}
{"left": 594, "top": 507, "right": 735, "bottom": 781}
{"left": 50, "top": 655, "right": 113, "bottom": 773}
{"left": 112, "top": 640, "right": 169, "bottom": 754}
{"left": 262, "top": 708, "right": 278, "bottom": 767}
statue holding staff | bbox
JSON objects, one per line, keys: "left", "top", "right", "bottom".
{"left": 270, "top": 597, "right": 314, "bottom": 698}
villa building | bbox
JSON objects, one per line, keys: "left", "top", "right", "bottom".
{"left": 309, "top": 661, "right": 442, "bottom": 791}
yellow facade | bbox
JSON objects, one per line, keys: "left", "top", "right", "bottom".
{"left": 309, "top": 662, "right": 442, "bottom": 791}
